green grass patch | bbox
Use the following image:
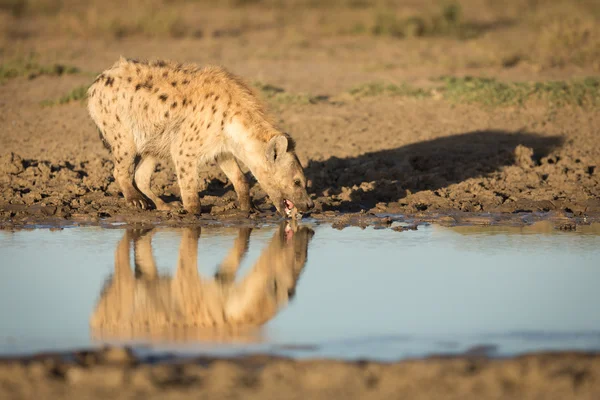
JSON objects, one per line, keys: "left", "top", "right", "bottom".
{"left": 439, "top": 76, "right": 600, "bottom": 107}
{"left": 253, "top": 81, "right": 326, "bottom": 105}
{"left": 41, "top": 85, "right": 89, "bottom": 106}
{"left": 348, "top": 82, "right": 431, "bottom": 99}
{"left": 0, "top": 57, "right": 80, "bottom": 84}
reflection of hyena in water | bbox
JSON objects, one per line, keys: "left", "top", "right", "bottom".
{"left": 87, "top": 57, "right": 313, "bottom": 217}
{"left": 90, "top": 223, "right": 314, "bottom": 341}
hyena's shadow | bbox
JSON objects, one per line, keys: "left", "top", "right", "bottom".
{"left": 90, "top": 222, "right": 314, "bottom": 342}
{"left": 306, "top": 130, "right": 564, "bottom": 211}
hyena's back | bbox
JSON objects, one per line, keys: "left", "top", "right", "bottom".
{"left": 87, "top": 57, "right": 272, "bottom": 159}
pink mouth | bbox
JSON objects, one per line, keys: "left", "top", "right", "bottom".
{"left": 284, "top": 199, "right": 295, "bottom": 216}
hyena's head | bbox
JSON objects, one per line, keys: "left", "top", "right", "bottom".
{"left": 263, "top": 134, "right": 314, "bottom": 217}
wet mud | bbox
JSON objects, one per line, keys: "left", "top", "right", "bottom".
{"left": 1, "top": 347, "right": 599, "bottom": 400}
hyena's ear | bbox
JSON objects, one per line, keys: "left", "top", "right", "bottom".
{"left": 266, "top": 135, "right": 288, "bottom": 164}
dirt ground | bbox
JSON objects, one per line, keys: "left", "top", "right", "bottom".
{"left": 1, "top": 348, "right": 600, "bottom": 400}
{"left": 1, "top": 0, "right": 600, "bottom": 229}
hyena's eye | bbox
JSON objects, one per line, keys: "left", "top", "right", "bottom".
{"left": 294, "top": 179, "right": 302, "bottom": 187}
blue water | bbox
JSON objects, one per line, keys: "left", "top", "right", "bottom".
{"left": 0, "top": 221, "right": 599, "bottom": 361}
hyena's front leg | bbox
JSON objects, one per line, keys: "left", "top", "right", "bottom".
{"left": 217, "top": 155, "right": 253, "bottom": 211}
{"left": 109, "top": 128, "right": 149, "bottom": 210}
{"left": 171, "top": 145, "right": 201, "bottom": 214}
{"left": 215, "top": 227, "right": 252, "bottom": 284}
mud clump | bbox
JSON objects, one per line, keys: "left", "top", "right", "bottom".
{"left": 1, "top": 349, "right": 599, "bottom": 399}
{"left": 514, "top": 144, "right": 535, "bottom": 168}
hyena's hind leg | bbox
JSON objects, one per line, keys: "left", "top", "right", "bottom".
{"left": 217, "top": 155, "right": 253, "bottom": 211}
{"left": 135, "top": 156, "right": 178, "bottom": 211}
{"left": 103, "top": 126, "right": 149, "bottom": 210}
{"left": 131, "top": 229, "right": 159, "bottom": 280}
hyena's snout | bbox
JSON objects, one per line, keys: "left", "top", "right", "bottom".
{"left": 296, "top": 197, "right": 314, "bottom": 212}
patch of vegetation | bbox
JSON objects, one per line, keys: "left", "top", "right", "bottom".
{"left": 535, "top": 17, "right": 600, "bottom": 69}
{"left": 345, "top": 77, "right": 600, "bottom": 108}
{"left": 104, "top": 10, "right": 190, "bottom": 39}
{"left": 348, "top": 82, "right": 431, "bottom": 99}
{"left": 253, "top": 81, "right": 327, "bottom": 105}
{"left": 371, "top": 2, "right": 482, "bottom": 40}
{"left": 439, "top": 76, "right": 600, "bottom": 107}
{"left": 0, "top": 57, "right": 80, "bottom": 84}
{"left": 41, "top": 85, "right": 89, "bottom": 106}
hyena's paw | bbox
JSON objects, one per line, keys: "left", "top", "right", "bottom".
{"left": 154, "top": 200, "right": 182, "bottom": 212}
{"left": 238, "top": 198, "right": 258, "bottom": 213}
{"left": 125, "top": 192, "right": 150, "bottom": 210}
{"left": 182, "top": 201, "right": 201, "bottom": 215}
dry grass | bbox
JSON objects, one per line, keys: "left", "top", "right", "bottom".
{"left": 0, "top": 55, "right": 80, "bottom": 84}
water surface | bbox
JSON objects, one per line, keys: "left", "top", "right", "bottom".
{"left": 0, "top": 221, "right": 599, "bottom": 361}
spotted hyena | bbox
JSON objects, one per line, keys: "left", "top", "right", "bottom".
{"left": 87, "top": 57, "right": 313, "bottom": 217}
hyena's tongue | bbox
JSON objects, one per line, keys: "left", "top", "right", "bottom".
{"left": 284, "top": 200, "right": 302, "bottom": 219}
{"left": 284, "top": 200, "right": 294, "bottom": 212}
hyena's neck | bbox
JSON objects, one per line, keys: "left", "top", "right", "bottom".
{"left": 224, "top": 119, "right": 280, "bottom": 176}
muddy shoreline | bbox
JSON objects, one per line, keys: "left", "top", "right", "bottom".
{"left": 1, "top": 347, "right": 599, "bottom": 400}
{"left": 1, "top": 203, "right": 599, "bottom": 231}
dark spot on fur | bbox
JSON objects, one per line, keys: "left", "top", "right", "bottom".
{"left": 214, "top": 95, "right": 220, "bottom": 101}
{"left": 153, "top": 60, "right": 167, "bottom": 67}
{"left": 159, "top": 94, "right": 168, "bottom": 102}
{"left": 135, "top": 84, "right": 142, "bottom": 91}
{"left": 171, "top": 81, "right": 177, "bottom": 87}
{"left": 182, "top": 98, "right": 188, "bottom": 106}
{"left": 144, "top": 103, "right": 149, "bottom": 110}
{"left": 153, "top": 88, "right": 159, "bottom": 93}
{"left": 116, "top": 115, "right": 120, "bottom": 122}
{"left": 105, "top": 77, "right": 114, "bottom": 87}
{"left": 207, "top": 122, "right": 212, "bottom": 128}
{"left": 127, "top": 77, "right": 132, "bottom": 83}
{"left": 182, "top": 79, "right": 189, "bottom": 85}
{"left": 171, "top": 102, "right": 177, "bottom": 109}
{"left": 163, "top": 71, "right": 169, "bottom": 78}
{"left": 179, "top": 150, "right": 183, "bottom": 156}
{"left": 97, "top": 127, "right": 111, "bottom": 152}
{"left": 192, "top": 105, "right": 196, "bottom": 111}
{"left": 180, "top": 167, "right": 186, "bottom": 174}
{"left": 136, "top": 67, "right": 141, "bottom": 74}
{"left": 164, "top": 111, "right": 170, "bottom": 118}
{"left": 200, "top": 105, "right": 205, "bottom": 111}
{"left": 211, "top": 105, "right": 217, "bottom": 114}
